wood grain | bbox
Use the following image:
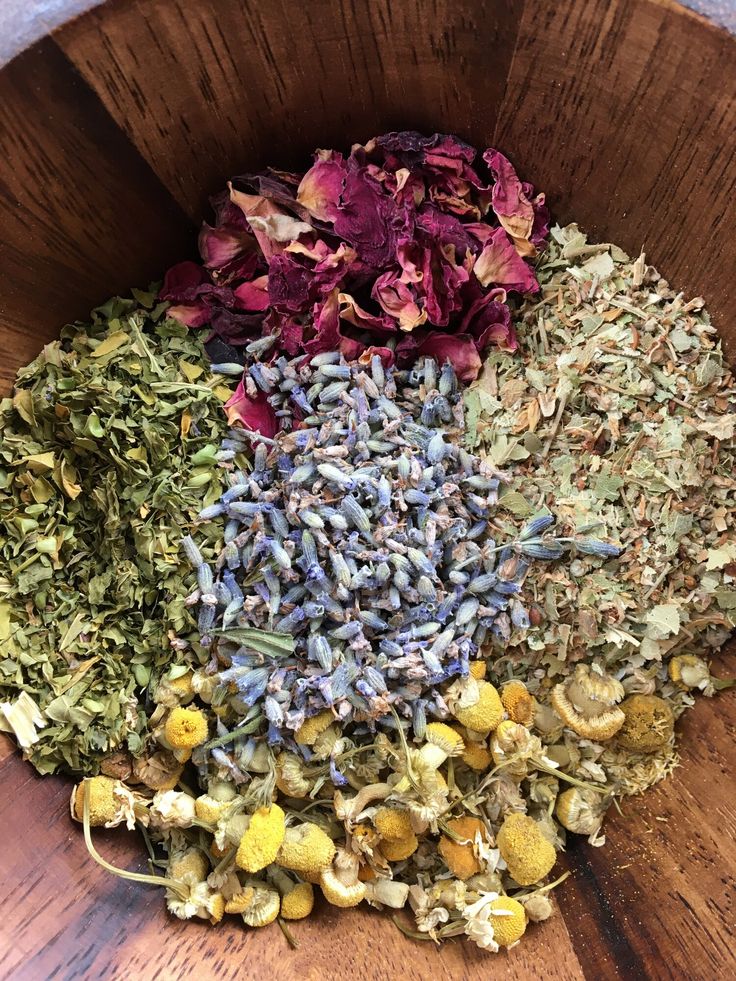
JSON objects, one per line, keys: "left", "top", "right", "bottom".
{"left": 0, "top": 36, "right": 193, "bottom": 392}
{"left": 0, "top": 0, "right": 735, "bottom": 978}
{"left": 493, "top": 0, "right": 736, "bottom": 357}
{"left": 55, "top": 0, "right": 520, "bottom": 221}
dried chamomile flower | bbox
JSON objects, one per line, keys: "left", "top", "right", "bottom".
{"left": 421, "top": 722, "right": 466, "bottom": 769}
{"left": 241, "top": 882, "right": 281, "bottom": 927}
{"left": 364, "top": 878, "right": 410, "bottom": 910}
{"left": 216, "top": 809, "right": 249, "bottom": 850}
{"left": 132, "top": 749, "right": 184, "bottom": 791}
{"left": 616, "top": 695, "right": 674, "bottom": 753}
{"left": 380, "top": 832, "right": 419, "bottom": 862}
{"left": 461, "top": 737, "right": 493, "bottom": 771}
{"left": 521, "top": 893, "right": 554, "bottom": 922}
{"left": 224, "top": 887, "right": 255, "bottom": 914}
{"left": 277, "top": 822, "right": 336, "bottom": 876}
{"left": 669, "top": 655, "right": 710, "bottom": 691}
{"left": 501, "top": 681, "right": 536, "bottom": 725}
{"left": 490, "top": 721, "right": 543, "bottom": 777}
{"left": 438, "top": 816, "right": 487, "bottom": 880}
{"left": 487, "top": 896, "right": 527, "bottom": 947}
{"left": 320, "top": 848, "right": 366, "bottom": 908}
{"left": 195, "top": 794, "right": 232, "bottom": 824}
{"left": 208, "top": 778, "right": 238, "bottom": 803}
{"left": 236, "top": 804, "right": 286, "bottom": 873}
{"left": 274, "top": 752, "right": 311, "bottom": 798}
{"left": 280, "top": 881, "right": 315, "bottom": 920}
{"left": 207, "top": 867, "right": 241, "bottom": 896}
{"left": 408, "top": 882, "right": 452, "bottom": 936}
{"left": 551, "top": 664, "right": 625, "bottom": 741}
{"left": 374, "top": 807, "right": 414, "bottom": 841}
{"left": 164, "top": 707, "right": 209, "bottom": 750}
{"left": 334, "top": 783, "right": 393, "bottom": 824}
{"left": 295, "top": 710, "right": 335, "bottom": 746}
{"left": 599, "top": 744, "right": 677, "bottom": 796}
{"left": 168, "top": 849, "right": 210, "bottom": 884}
{"left": 462, "top": 892, "right": 501, "bottom": 952}
{"left": 167, "top": 880, "right": 223, "bottom": 923}
{"left": 668, "top": 655, "right": 734, "bottom": 696}
{"left": 451, "top": 681, "right": 504, "bottom": 735}
{"left": 496, "top": 813, "right": 557, "bottom": 886}
{"left": 349, "top": 822, "right": 381, "bottom": 862}
{"left": 154, "top": 671, "right": 195, "bottom": 708}
{"left": 312, "top": 723, "right": 342, "bottom": 760}
{"left": 209, "top": 893, "right": 226, "bottom": 924}
{"left": 70, "top": 776, "right": 138, "bottom": 830}
{"left": 191, "top": 670, "right": 219, "bottom": 704}
{"left": 149, "top": 790, "right": 197, "bottom": 830}
{"left": 555, "top": 788, "right": 608, "bottom": 836}
{"left": 71, "top": 776, "right": 145, "bottom": 830}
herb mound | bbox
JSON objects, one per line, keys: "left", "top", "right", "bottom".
{"left": 0, "top": 294, "right": 230, "bottom": 774}
{"left": 160, "top": 132, "right": 549, "bottom": 405}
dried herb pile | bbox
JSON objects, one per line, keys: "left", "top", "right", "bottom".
{"left": 0, "top": 135, "right": 734, "bottom": 958}
{"left": 160, "top": 131, "right": 548, "bottom": 422}
{"left": 0, "top": 294, "right": 232, "bottom": 773}
{"left": 467, "top": 225, "right": 736, "bottom": 747}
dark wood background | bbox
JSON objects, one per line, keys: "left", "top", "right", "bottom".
{"left": 0, "top": 1, "right": 734, "bottom": 978}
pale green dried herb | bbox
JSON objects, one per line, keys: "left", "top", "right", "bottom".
{"left": 466, "top": 224, "right": 736, "bottom": 752}
{"left": 0, "top": 292, "right": 233, "bottom": 774}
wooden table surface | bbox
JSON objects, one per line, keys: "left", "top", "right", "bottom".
{"left": 1, "top": 648, "right": 734, "bottom": 981}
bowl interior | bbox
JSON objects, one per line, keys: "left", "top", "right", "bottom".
{"left": 0, "top": 1, "right": 734, "bottom": 978}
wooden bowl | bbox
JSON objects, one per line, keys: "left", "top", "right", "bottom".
{"left": 1, "top": 2, "right": 734, "bottom": 978}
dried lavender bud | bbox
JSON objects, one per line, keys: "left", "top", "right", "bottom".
{"left": 317, "top": 463, "right": 355, "bottom": 489}
{"left": 574, "top": 538, "right": 622, "bottom": 558}
{"left": 186, "top": 353, "right": 595, "bottom": 744}
{"left": 181, "top": 535, "right": 204, "bottom": 568}
{"left": 209, "top": 362, "right": 246, "bottom": 375}
{"left": 269, "top": 540, "right": 292, "bottom": 570}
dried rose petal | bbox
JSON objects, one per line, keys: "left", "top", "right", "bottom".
{"left": 207, "top": 308, "right": 265, "bottom": 346}
{"left": 412, "top": 331, "right": 483, "bottom": 382}
{"left": 333, "top": 168, "right": 401, "bottom": 268}
{"left": 160, "top": 261, "right": 210, "bottom": 299}
{"left": 305, "top": 290, "right": 365, "bottom": 361}
{"left": 161, "top": 261, "right": 219, "bottom": 327}
{"left": 473, "top": 227, "right": 539, "bottom": 293}
{"left": 234, "top": 275, "right": 270, "bottom": 311}
{"left": 297, "top": 150, "right": 347, "bottom": 221}
{"left": 373, "top": 272, "right": 427, "bottom": 332}
{"left": 162, "top": 132, "right": 548, "bottom": 376}
{"left": 460, "top": 290, "right": 517, "bottom": 353}
{"left": 198, "top": 223, "right": 254, "bottom": 273}
{"left": 338, "top": 293, "right": 395, "bottom": 335}
{"left": 224, "top": 379, "right": 277, "bottom": 437}
{"left": 358, "top": 345, "right": 396, "bottom": 369}
{"left": 166, "top": 301, "right": 211, "bottom": 328}
{"left": 524, "top": 184, "right": 551, "bottom": 247}
{"left": 483, "top": 148, "right": 536, "bottom": 244}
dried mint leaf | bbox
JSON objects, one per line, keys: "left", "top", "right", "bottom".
{"left": 0, "top": 293, "right": 231, "bottom": 774}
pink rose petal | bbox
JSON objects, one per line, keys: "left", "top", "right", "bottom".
{"left": 473, "top": 227, "right": 539, "bottom": 293}
{"left": 296, "top": 150, "right": 347, "bottom": 221}
{"left": 224, "top": 380, "right": 278, "bottom": 438}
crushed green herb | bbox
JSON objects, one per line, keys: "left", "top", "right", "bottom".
{"left": 0, "top": 293, "right": 233, "bottom": 773}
